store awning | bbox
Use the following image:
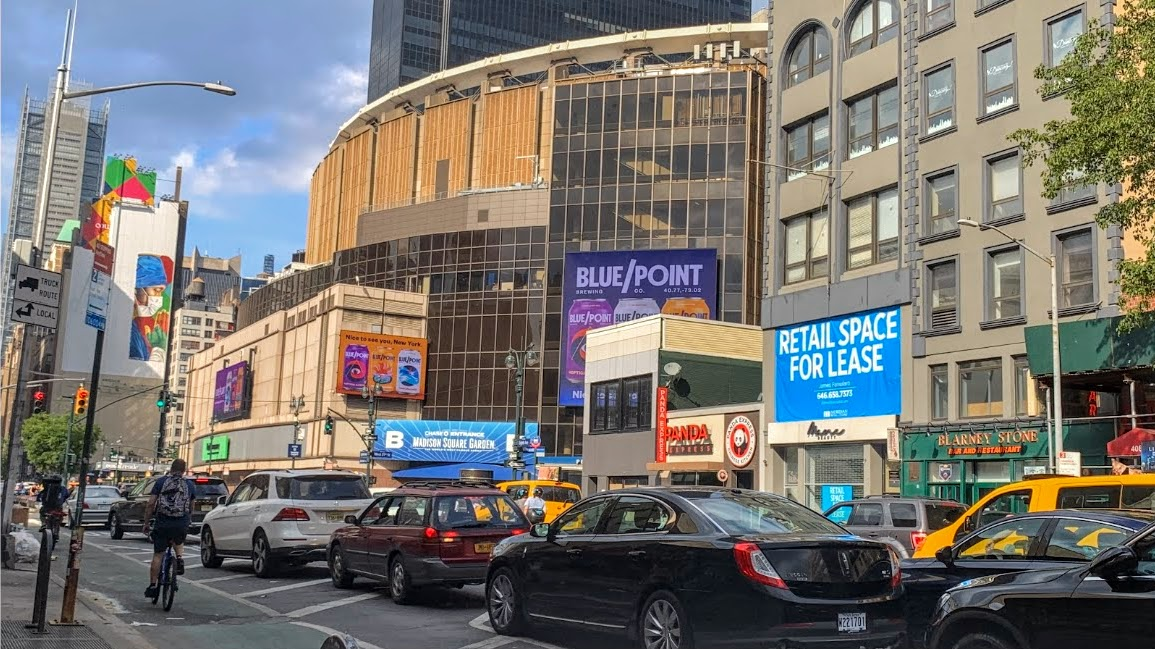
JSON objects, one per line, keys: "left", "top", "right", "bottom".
{"left": 1106, "top": 428, "right": 1155, "bottom": 457}
{"left": 1024, "top": 316, "right": 1155, "bottom": 378}
{"left": 391, "top": 462, "right": 517, "bottom": 481}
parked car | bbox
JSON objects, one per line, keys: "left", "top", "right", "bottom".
{"left": 825, "top": 496, "right": 967, "bottom": 557}
{"left": 903, "top": 508, "right": 1154, "bottom": 647}
{"left": 328, "top": 479, "right": 528, "bottom": 603}
{"left": 926, "top": 520, "right": 1155, "bottom": 649}
{"left": 66, "top": 485, "right": 123, "bottom": 527}
{"left": 485, "top": 487, "right": 906, "bottom": 649}
{"left": 199, "top": 469, "right": 374, "bottom": 577}
{"left": 108, "top": 474, "right": 229, "bottom": 539}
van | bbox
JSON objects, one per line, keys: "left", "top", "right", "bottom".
{"left": 496, "top": 479, "right": 582, "bottom": 523}
{"left": 914, "top": 473, "right": 1155, "bottom": 557}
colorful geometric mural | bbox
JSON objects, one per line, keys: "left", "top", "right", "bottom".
{"left": 81, "top": 156, "right": 158, "bottom": 250}
{"left": 129, "top": 254, "right": 174, "bottom": 363}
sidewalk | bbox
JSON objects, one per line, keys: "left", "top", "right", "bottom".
{"left": 1, "top": 550, "right": 156, "bottom": 649}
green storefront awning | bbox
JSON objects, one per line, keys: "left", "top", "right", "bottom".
{"left": 1024, "top": 315, "right": 1155, "bottom": 378}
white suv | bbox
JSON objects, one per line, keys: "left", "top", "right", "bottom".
{"left": 199, "top": 469, "right": 375, "bottom": 578}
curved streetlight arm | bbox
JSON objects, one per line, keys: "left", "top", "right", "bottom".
{"left": 63, "top": 80, "right": 236, "bottom": 100}
{"left": 957, "top": 219, "right": 1053, "bottom": 265}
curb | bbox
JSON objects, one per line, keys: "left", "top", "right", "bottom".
{"left": 47, "top": 573, "right": 158, "bottom": 649}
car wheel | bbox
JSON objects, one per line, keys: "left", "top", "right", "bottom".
{"left": 251, "top": 531, "right": 279, "bottom": 578}
{"left": 200, "top": 527, "right": 224, "bottom": 568}
{"left": 109, "top": 514, "right": 124, "bottom": 540}
{"left": 329, "top": 544, "right": 354, "bottom": 589}
{"left": 388, "top": 556, "right": 415, "bottom": 604}
{"left": 486, "top": 568, "right": 527, "bottom": 636}
{"left": 949, "top": 632, "right": 1019, "bottom": 649}
{"left": 639, "top": 590, "right": 694, "bottom": 649}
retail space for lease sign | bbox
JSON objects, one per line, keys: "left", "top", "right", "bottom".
{"left": 559, "top": 248, "right": 718, "bottom": 406}
{"left": 773, "top": 307, "right": 901, "bottom": 422}
{"left": 336, "top": 330, "right": 429, "bottom": 400}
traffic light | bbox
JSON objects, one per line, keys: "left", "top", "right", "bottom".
{"left": 156, "top": 389, "right": 171, "bottom": 413}
{"left": 32, "top": 390, "right": 46, "bottom": 414}
{"left": 74, "top": 386, "right": 89, "bottom": 417}
{"left": 324, "top": 416, "right": 335, "bottom": 435}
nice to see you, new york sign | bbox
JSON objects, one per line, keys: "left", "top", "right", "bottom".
{"left": 774, "top": 307, "right": 902, "bottom": 422}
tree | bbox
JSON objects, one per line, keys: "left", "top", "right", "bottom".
{"left": 19, "top": 413, "right": 102, "bottom": 474}
{"left": 1009, "top": 0, "right": 1155, "bottom": 329}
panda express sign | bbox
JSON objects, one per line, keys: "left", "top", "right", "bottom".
{"left": 665, "top": 421, "right": 715, "bottom": 456}
{"left": 660, "top": 410, "right": 761, "bottom": 465}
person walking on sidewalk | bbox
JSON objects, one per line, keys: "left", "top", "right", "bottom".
{"left": 141, "top": 459, "right": 195, "bottom": 599}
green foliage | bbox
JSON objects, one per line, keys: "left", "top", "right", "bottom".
{"left": 19, "top": 413, "right": 102, "bottom": 474}
{"left": 1009, "top": 0, "right": 1155, "bottom": 329}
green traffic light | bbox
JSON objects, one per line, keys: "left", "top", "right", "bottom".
{"left": 157, "top": 399, "right": 166, "bottom": 409}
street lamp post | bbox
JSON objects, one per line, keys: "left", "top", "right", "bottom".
{"left": 505, "top": 344, "right": 539, "bottom": 477}
{"left": 959, "top": 219, "right": 1063, "bottom": 471}
{"left": 360, "top": 382, "right": 383, "bottom": 484}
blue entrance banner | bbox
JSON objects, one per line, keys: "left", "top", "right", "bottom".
{"left": 820, "top": 485, "right": 855, "bottom": 513}
{"left": 372, "top": 420, "right": 541, "bottom": 464}
{"left": 773, "top": 307, "right": 902, "bottom": 422}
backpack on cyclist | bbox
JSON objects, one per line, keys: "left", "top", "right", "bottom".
{"left": 157, "top": 476, "right": 190, "bottom": 518}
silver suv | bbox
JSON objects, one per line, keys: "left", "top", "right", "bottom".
{"left": 824, "top": 496, "right": 967, "bottom": 557}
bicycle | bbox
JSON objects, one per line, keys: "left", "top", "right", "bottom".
{"left": 147, "top": 523, "right": 180, "bottom": 612}
{"left": 42, "top": 510, "right": 64, "bottom": 556}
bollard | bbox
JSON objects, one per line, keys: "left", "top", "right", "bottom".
{"left": 25, "top": 526, "right": 52, "bottom": 634}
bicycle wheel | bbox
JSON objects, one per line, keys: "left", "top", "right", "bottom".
{"left": 162, "top": 555, "right": 176, "bottom": 611}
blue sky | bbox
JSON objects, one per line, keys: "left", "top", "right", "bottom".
{"left": 1, "top": 1, "right": 371, "bottom": 276}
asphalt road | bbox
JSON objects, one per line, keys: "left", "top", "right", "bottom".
{"left": 60, "top": 527, "right": 614, "bottom": 649}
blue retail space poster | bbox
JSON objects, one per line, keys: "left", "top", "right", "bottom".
{"left": 372, "top": 419, "right": 540, "bottom": 464}
{"left": 774, "top": 307, "right": 902, "bottom": 422}
{"left": 821, "top": 485, "right": 855, "bottom": 514}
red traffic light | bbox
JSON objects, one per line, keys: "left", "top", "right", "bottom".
{"left": 33, "top": 391, "right": 45, "bottom": 401}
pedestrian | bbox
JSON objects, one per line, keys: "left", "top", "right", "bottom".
{"left": 141, "top": 458, "right": 195, "bottom": 599}
{"left": 522, "top": 487, "right": 546, "bottom": 523}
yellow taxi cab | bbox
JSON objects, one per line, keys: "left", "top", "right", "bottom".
{"left": 496, "top": 479, "right": 581, "bottom": 523}
{"left": 915, "top": 473, "right": 1155, "bottom": 557}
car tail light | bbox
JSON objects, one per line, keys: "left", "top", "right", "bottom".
{"left": 441, "top": 530, "right": 460, "bottom": 542}
{"left": 733, "top": 542, "right": 787, "bottom": 590}
{"left": 271, "top": 507, "right": 310, "bottom": 522}
{"left": 888, "top": 548, "right": 902, "bottom": 589}
{"left": 510, "top": 529, "right": 526, "bottom": 536}
{"left": 423, "top": 527, "right": 439, "bottom": 539}
{"left": 195, "top": 478, "right": 210, "bottom": 484}
{"left": 910, "top": 531, "right": 928, "bottom": 551}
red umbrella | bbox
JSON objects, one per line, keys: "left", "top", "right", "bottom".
{"left": 1106, "top": 428, "right": 1155, "bottom": 457}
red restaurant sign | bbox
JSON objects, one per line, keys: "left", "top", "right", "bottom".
{"left": 655, "top": 387, "right": 669, "bottom": 462}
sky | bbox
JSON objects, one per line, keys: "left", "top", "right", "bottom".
{"left": 0, "top": 0, "right": 371, "bottom": 277}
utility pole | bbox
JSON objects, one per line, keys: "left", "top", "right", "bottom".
{"left": 359, "top": 382, "right": 382, "bottom": 485}
{"left": 504, "top": 344, "right": 538, "bottom": 478}
{"left": 288, "top": 395, "right": 305, "bottom": 470}
{"left": 156, "top": 171, "right": 186, "bottom": 459}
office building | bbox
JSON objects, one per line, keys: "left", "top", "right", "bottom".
{"left": 263, "top": 254, "right": 275, "bottom": 275}
{"left": 367, "top": 0, "right": 752, "bottom": 101}
{"left": 180, "top": 247, "right": 242, "bottom": 309}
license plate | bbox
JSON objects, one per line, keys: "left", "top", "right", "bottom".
{"left": 837, "top": 612, "right": 867, "bottom": 634}
{"left": 200, "top": 504, "right": 214, "bottom": 511}
{"left": 474, "top": 542, "right": 494, "bottom": 554}
{"left": 326, "top": 511, "right": 346, "bottom": 523}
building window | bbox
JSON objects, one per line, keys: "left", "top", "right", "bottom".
{"left": 924, "top": 0, "right": 954, "bottom": 32}
{"left": 959, "top": 358, "right": 1003, "bottom": 418}
{"left": 179, "top": 364, "right": 188, "bottom": 373}
{"left": 923, "top": 64, "right": 955, "bottom": 135}
{"left": 205, "top": 319, "right": 214, "bottom": 326}
{"left": 930, "top": 364, "right": 949, "bottom": 420}
{"left": 848, "top": 0, "right": 899, "bottom": 57}
{"left": 181, "top": 316, "right": 201, "bottom": 326}
{"left": 1013, "top": 356, "right": 1031, "bottom": 416}
{"left": 1047, "top": 9, "right": 1084, "bottom": 67}
{"left": 180, "top": 327, "right": 198, "bottom": 337}
{"left": 925, "top": 169, "right": 958, "bottom": 235}
{"left": 784, "top": 209, "right": 830, "bottom": 284}
{"left": 927, "top": 259, "right": 958, "bottom": 331}
{"left": 785, "top": 114, "right": 831, "bottom": 180}
{"left": 180, "top": 340, "right": 200, "bottom": 351}
{"left": 1051, "top": 169, "right": 1096, "bottom": 207}
{"left": 786, "top": 26, "right": 831, "bottom": 86}
{"left": 981, "top": 39, "right": 1016, "bottom": 115}
{"left": 848, "top": 86, "right": 899, "bottom": 159}
{"left": 987, "top": 247, "right": 1023, "bottom": 321}
{"left": 589, "top": 375, "right": 652, "bottom": 433}
{"left": 846, "top": 187, "right": 899, "bottom": 269}
{"left": 1057, "top": 229, "right": 1094, "bottom": 308}
{"left": 986, "top": 151, "right": 1023, "bottom": 222}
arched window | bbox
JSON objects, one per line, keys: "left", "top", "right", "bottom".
{"left": 786, "top": 26, "right": 831, "bottom": 87}
{"left": 848, "top": 0, "right": 899, "bottom": 58}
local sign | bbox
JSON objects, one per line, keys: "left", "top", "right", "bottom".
{"left": 12, "top": 264, "right": 62, "bottom": 330}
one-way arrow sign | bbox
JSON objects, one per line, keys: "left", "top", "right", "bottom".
{"left": 11, "top": 299, "right": 59, "bottom": 329}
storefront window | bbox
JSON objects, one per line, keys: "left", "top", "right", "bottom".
{"left": 969, "top": 460, "right": 1011, "bottom": 483}
{"left": 608, "top": 476, "right": 649, "bottom": 490}
{"left": 588, "top": 375, "right": 653, "bottom": 433}
{"left": 670, "top": 472, "right": 723, "bottom": 486}
{"left": 805, "top": 444, "right": 864, "bottom": 511}
{"left": 785, "top": 447, "right": 801, "bottom": 503}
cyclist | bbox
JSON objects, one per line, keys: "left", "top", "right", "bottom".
{"left": 36, "top": 477, "right": 69, "bottom": 557}
{"left": 141, "top": 458, "right": 195, "bottom": 599}
{"left": 522, "top": 487, "right": 546, "bottom": 523}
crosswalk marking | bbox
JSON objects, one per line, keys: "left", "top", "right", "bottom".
{"left": 284, "top": 592, "right": 379, "bottom": 618}
{"left": 237, "top": 578, "right": 330, "bottom": 598}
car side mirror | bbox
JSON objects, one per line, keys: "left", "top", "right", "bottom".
{"left": 935, "top": 546, "right": 955, "bottom": 567}
{"left": 1088, "top": 545, "right": 1138, "bottom": 578}
{"left": 344, "top": 514, "right": 359, "bottom": 525}
{"left": 217, "top": 496, "right": 228, "bottom": 506}
{"left": 530, "top": 523, "right": 550, "bottom": 538}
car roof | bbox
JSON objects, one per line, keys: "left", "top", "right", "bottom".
{"left": 833, "top": 496, "right": 965, "bottom": 505}
{"left": 391, "top": 479, "right": 508, "bottom": 495}
{"left": 246, "top": 469, "right": 364, "bottom": 478}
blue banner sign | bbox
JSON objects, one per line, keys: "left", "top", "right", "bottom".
{"left": 774, "top": 307, "right": 902, "bottom": 422}
{"left": 373, "top": 420, "right": 541, "bottom": 464}
{"left": 821, "top": 485, "right": 855, "bottom": 514}
{"left": 560, "top": 248, "right": 718, "bottom": 406}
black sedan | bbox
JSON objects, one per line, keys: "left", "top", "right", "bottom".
{"left": 926, "top": 520, "right": 1155, "bottom": 649}
{"left": 902, "top": 509, "right": 1155, "bottom": 647}
{"left": 485, "top": 487, "right": 906, "bottom": 649}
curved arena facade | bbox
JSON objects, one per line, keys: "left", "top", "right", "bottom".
{"left": 238, "top": 23, "right": 769, "bottom": 473}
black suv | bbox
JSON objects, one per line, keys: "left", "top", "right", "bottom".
{"left": 109, "top": 475, "right": 229, "bottom": 539}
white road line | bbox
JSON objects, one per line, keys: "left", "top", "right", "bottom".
{"left": 469, "top": 612, "right": 494, "bottom": 633}
{"left": 284, "top": 592, "right": 380, "bottom": 618}
{"left": 458, "top": 637, "right": 515, "bottom": 649}
{"left": 289, "top": 622, "right": 385, "bottom": 649}
{"left": 237, "top": 578, "right": 331, "bottom": 598}
{"left": 194, "top": 574, "right": 250, "bottom": 583}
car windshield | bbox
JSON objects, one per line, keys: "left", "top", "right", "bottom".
{"left": 192, "top": 481, "right": 229, "bottom": 498}
{"left": 688, "top": 491, "right": 847, "bottom": 536}
{"left": 926, "top": 503, "right": 967, "bottom": 530}
{"left": 277, "top": 476, "right": 371, "bottom": 500}
{"left": 433, "top": 494, "right": 528, "bottom": 529}
{"left": 83, "top": 487, "right": 120, "bottom": 499}
{"left": 538, "top": 486, "right": 581, "bottom": 503}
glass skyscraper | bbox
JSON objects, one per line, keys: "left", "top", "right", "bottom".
{"left": 367, "top": 0, "right": 752, "bottom": 102}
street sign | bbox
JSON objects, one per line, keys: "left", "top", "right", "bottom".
{"left": 12, "top": 300, "right": 59, "bottom": 329}
{"left": 287, "top": 444, "right": 302, "bottom": 459}
{"left": 358, "top": 450, "right": 369, "bottom": 464}
{"left": 359, "top": 449, "right": 391, "bottom": 464}
{"left": 14, "top": 265, "right": 62, "bottom": 306}
{"left": 85, "top": 242, "right": 115, "bottom": 331}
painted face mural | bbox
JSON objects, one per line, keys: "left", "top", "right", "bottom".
{"left": 129, "top": 254, "right": 173, "bottom": 363}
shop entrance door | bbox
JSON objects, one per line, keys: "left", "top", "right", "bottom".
{"left": 928, "top": 483, "right": 963, "bottom": 502}
{"left": 967, "top": 461, "right": 1013, "bottom": 506}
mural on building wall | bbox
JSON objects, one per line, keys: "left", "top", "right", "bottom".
{"left": 81, "top": 156, "right": 158, "bottom": 249}
{"left": 129, "top": 254, "right": 174, "bottom": 363}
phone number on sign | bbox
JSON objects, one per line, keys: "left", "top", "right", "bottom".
{"left": 816, "top": 389, "right": 854, "bottom": 400}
